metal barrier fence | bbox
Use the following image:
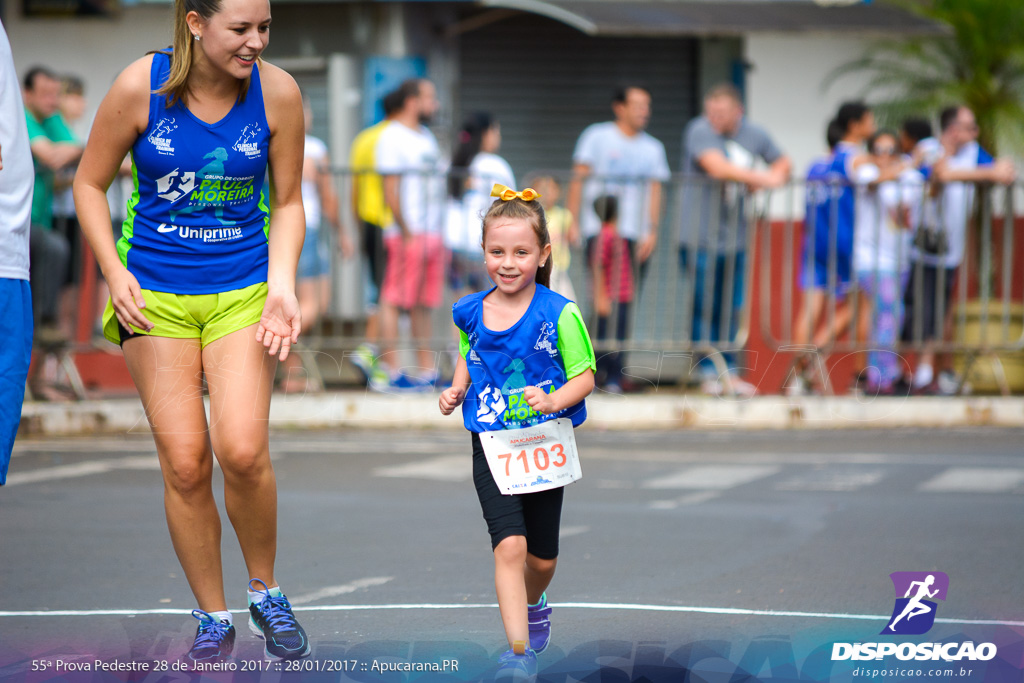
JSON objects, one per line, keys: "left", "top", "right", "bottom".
{"left": 44, "top": 170, "right": 1024, "bottom": 396}
{"left": 317, "top": 169, "right": 763, "bottom": 388}
{"left": 757, "top": 178, "right": 1024, "bottom": 394}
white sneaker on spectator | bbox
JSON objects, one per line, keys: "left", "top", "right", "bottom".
{"left": 725, "top": 374, "right": 757, "bottom": 397}
{"left": 700, "top": 377, "right": 724, "bottom": 396}
{"left": 785, "top": 374, "right": 809, "bottom": 397}
{"left": 700, "top": 374, "right": 756, "bottom": 397}
{"left": 936, "top": 371, "right": 960, "bottom": 396}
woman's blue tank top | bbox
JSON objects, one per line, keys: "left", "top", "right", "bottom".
{"left": 118, "top": 51, "right": 271, "bottom": 294}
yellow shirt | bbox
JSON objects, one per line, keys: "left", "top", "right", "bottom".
{"left": 349, "top": 121, "right": 392, "bottom": 227}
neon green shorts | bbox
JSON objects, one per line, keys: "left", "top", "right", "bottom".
{"left": 102, "top": 282, "right": 268, "bottom": 348}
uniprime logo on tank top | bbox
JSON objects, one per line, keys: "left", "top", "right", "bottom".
{"left": 151, "top": 146, "right": 258, "bottom": 243}
{"left": 232, "top": 122, "right": 263, "bottom": 159}
{"left": 148, "top": 117, "right": 178, "bottom": 156}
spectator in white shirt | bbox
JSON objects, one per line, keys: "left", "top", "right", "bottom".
{"left": 375, "top": 78, "right": 448, "bottom": 389}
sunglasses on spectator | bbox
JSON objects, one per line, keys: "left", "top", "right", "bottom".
{"left": 873, "top": 146, "right": 898, "bottom": 155}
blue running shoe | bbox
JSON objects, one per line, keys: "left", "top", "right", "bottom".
{"left": 186, "top": 609, "right": 235, "bottom": 664}
{"left": 527, "top": 593, "right": 552, "bottom": 654}
{"left": 247, "top": 579, "right": 310, "bottom": 660}
{"left": 388, "top": 372, "right": 433, "bottom": 393}
{"left": 496, "top": 641, "right": 537, "bottom": 682}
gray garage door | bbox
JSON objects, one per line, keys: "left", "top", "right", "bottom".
{"left": 458, "top": 12, "right": 699, "bottom": 179}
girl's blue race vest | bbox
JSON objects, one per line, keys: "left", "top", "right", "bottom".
{"left": 454, "top": 284, "right": 589, "bottom": 433}
{"left": 118, "top": 50, "right": 271, "bottom": 294}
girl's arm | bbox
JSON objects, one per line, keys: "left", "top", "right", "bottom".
{"left": 72, "top": 56, "right": 153, "bottom": 333}
{"left": 257, "top": 63, "right": 306, "bottom": 359}
{"left": 440, "top": 353, "right": 472, "bottom": 415}
{"left": 523, "top": 368, "right": 595, "bottom": 415}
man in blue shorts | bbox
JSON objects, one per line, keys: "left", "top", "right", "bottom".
{"left": 0, "top": 20, "right": 35, "bottom": 483}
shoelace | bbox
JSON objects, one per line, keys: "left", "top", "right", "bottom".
{"left": 256, "top": 594, "right": 300, "bottom": 632}
{"left": 249, "top": 579, "right": 299, "bottom": 633}
{"left": 191, "top": 610, "right": 231, "bottom": 649}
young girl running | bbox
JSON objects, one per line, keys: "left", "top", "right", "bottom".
{"left": 74, "top": 0, "right": 309, "bottom": 664}
{"left": 439, "top": 184, "right": 596, "bottom": 680}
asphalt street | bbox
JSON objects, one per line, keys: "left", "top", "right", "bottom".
{"left": 2, "top": 427, "right": 1023, "bottom": 682}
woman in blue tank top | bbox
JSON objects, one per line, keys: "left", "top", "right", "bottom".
{"left": 74, "top": 0, "right": 309, "bottom": 664}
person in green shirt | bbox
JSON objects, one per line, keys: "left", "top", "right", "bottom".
{"left": 22, "top": 65, "right": 81, "bottom": 343}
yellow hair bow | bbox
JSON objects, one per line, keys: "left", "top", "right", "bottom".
{"left": 491, "top": 184, "right": 541, "bottom": 202}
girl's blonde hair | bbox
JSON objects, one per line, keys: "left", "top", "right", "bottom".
{"left": 481, "top": 198, "right": 552, "bottom": 288}
{"left": 153, "top": 0, "right": 254, "bottom": 108}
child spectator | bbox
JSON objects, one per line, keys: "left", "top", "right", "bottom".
{"left": 530, "top": 175, "right": 576, "bottom": 300}
{"left": 591, "top": 194, "right": 633, "bottom": 393}
{"left": 853, "top": 130, "right": 922, "bottom": 394}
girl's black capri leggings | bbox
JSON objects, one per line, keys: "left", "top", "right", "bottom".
{"left": 471, "top": 431, "right": 564, "bottom": 560}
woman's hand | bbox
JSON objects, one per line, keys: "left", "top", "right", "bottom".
{"left": 107, "top": 266, "right": 153, "bottom": 335}
{"left": 256, "top": 287, "right": 301, "bottom": 360}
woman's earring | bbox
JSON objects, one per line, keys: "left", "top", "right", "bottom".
{"left": 194, "top": 34, "right": 200, "bottom": 41}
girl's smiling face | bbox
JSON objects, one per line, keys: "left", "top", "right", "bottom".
{"left": 483, "top": 217, "right": 551, "bottom": 297}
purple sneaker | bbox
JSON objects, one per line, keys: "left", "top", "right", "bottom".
{"left": 527, "top": 593, "right": 552, "bottom": 654}
{"left": 496, "top": 641, "right": 537, "bottom": 681}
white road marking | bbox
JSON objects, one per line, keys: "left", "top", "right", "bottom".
{"left": 3, "top": 456, "right": 161, "bottom": 486}
{"left": 676, "top": 491, "right": 721, "bottom": 505}
{"left": 11, "top": 439, "right": 455, "bottom": 456}
{"left": 288, "top": 577, "right": 393, "bottom": 605}
{"left": 643, "top": 465, "right": 779, "bottom": 490}
{"left": 595, "top": 480, "right": 634, "bottom": 489}
{"left": 12, "top": 440, "right": 157, "bottom": 456}
{"left": 1, "top": 603, "right": 1021, "bottom": 627}
{"left": 918, "top": 467, "right": 1024, "bottom": 493}
{"left": 584, "top": 449, "right": 1020, "bottom": 468}
{"left": 373, "top": 455, "right": 471, "bottom": 482}
{"left": 559, "top": 525, "right": 589, "bottom": 538}
{"left": 775, "top": 469, "right": 886, "bottom": 492}
{"left": 648, "top": 491, "right": 720, "bottom": 510}
{"left": 280, "top": 442, "right": 456, "bottom": 455}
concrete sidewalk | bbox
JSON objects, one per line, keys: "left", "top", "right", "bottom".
{"left": 18, "top": 390, "right": 1024, "bottom": 435}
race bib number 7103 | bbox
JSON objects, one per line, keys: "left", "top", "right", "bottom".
{"left": 479, "top": 418, "right": 582, "bottom": 495}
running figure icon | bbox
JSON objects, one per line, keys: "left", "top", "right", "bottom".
{"left": 887, "top": 574, "right": 939, "bottom": 632}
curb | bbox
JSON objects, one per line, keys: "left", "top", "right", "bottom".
{"left": 18, "top": 392, "right": 1024, "bottom": 436}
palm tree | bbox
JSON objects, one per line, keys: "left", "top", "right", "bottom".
{"left": 829, "top": 0, "right": 1024, "bottom": 155}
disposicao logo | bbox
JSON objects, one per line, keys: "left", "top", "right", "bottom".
{"left": 883, "top": 571, "right": 948, "bottom": 635}
{"left": 831, "top": 572, "right": 998, "bottom": 663}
